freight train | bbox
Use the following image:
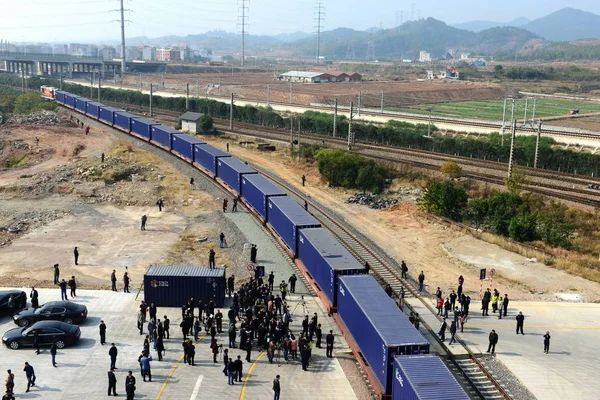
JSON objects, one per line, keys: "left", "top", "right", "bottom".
{"left": 47, "top": 88, "right": 470, "bottom": 400}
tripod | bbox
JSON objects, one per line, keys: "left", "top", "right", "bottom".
{"left": 289, "top": 296, "right": 309, "bottom": 316}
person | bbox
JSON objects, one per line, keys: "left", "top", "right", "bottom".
{"left": 543, "top": 331, "right": 551, "bottom": 354}
{"left": 364, "top": 261, "right": 370, "bottom": 274}
{"left": 226, "top": 358, "right": 236, "bottom": 385}
{"left": 435, "top": 287, "right": 442, "bottom": 299}
{"left": 219, "top": 232, "right": 226, "bottom": 248}
{"left": 325, "top": 330, "right": 334, "bottom": 358}
{"left": 498, "top": 296, "right": 504, "bottom": 320}
{"left": 5, "top": 370, "right": 14, "bottom": 395}
{"left": 188, "top": 343, "right": 196, "bottom": 366}
{"left": 125, "top": 371, "right": 136, "bottom": 400}
{"left": 99, "top": 320, "right": 107, "bottom": 345}
{"left": 491, "top": 292, "right": 499, "bottom": 313}
{"left": 288, "top": 274, "right": 297, "bottom": 294}
{"left": 209, "top": 249, "right": 216, "bottom": 269}
{"left": 268, "top": 271, "right": 274, "bottom": 291}
{"left": 107, "top": 368, "right": 117, "bottom": 396}
{"left": 149, "top": 303, "right": 157, "bottom": 321}
{"left": 279, "top": 281, "right": 288, "bottom": 300}
{"left": 449, "top": 290, "right": 457, "bottom": 309}
{"left": 190, "top": 177, "right": 195, "bottom": 190}
{"left": 460, "top": 312, "right": 466, "bottom": 333}
{"left": 487, "top": 330, "right": 498, "bottom": 355}
{"left": 304, "top": 200, "right": 308, "bottom": 211}
{"left": 315, "top": 323, "right": 322, "bottom": 348}
{"left": 482, "top": 294, "right": 490, "bottom": 316}
{"left": 301, "top": 174, "right": 306, "bottom": 186}
{"left": 245, "top": 338, "right": 252, "bottom": 362}
{"left": 227, "top": 275, "right": 235, "bottom": 297}
{"left": 74, "top": 247, "right": 79, "bottom": 265}
{"left": 139, "top": 353, "right": 152, "bottom": 382}
{"left": 193, "top": 317, "right": 200, "bottom": 341}
{"left": 101, "top": 152, "right": 105, "bottom": 163}
{"left": 30, "top": 287, "right": 39, "bottom": 308}
{"left": 141, "top": 215, "right": 147, "bottom": 231}
{"left": 215, "top": 310, "right": 223, "bottom": 333}
{"left": 273, "top": 374, "right": 281, "bottom": 400}
{"left": 156, "top": 199, "right": 164, "bottom": 212}
{"left": 53, "top": 263, "right": 60, "bottom": 285}
{"left": 109, "top": 343, "right": 118, "bottom": 370}
{"left": 123, "top": 272, "right": 130, "bottom": 293}
{"left": 211, "top": 339, "right": 221, "bottom": 363}
{"left": 384, "top": 284, "right": 393, "bottom": 297}
{"left": 59, "top": 279, "right": 68, "bottom": 301}
{"left": 234, "top": 355, "right": 243, "bottom": 382}
{"left": 68, "top": 275, "right": 77, "bottom": 298}
{"left": 250, "top": 245, "right": 258, "bottom": 264}
{"left": 503, "top": 294, "right": 509, "bottom": 316}
{"left": 414, "top": 313, "right": 420, "bottom": 329}
{"left": 33, "top": 329, "right": 40, "bottom": 354}
{"left": 164, "top": 315, "right": 170, "bottom": 339}
{"left": 2, "top": 390, "right": 15, "bottom": 400}
{"left": 111, "top": 270, "right": 117, "bottom": 292}
{"left": 444, "top": 298, "right": 451, "bottom": 318}
{"left": 85, "top": 126, "right": 90, "bottom": 135}
{"left": 436, "top": 297, "right": 443, "bottom": 316}
{"left": 156, "top": 337, "right": 165, "bottom": 361}
{"left": 438, "top": 319, "right": 447, "bottom": 341}
{"left": 23, "top": 362, "right": 35, "bottom": 393}
{"left": 50, "top": 342, "right": 58, "bottom": 367}
{"left": 226, "top": 143, "right": 230, "bottom": 152}
{"left": 516, "top": 311, "right": 525, "bottom": 335}
{"left": 401, "top": 260, "right": 408, "bottom": 279}
{"left": 418, "top": 271, "right": 425, "bottom": 292}
{"left": 222, "top": 198, "right": 228, "bottom": 212}
{"left": 449, "top": 320, "right": 457, "bottom": 345}
{"left": 301, "top": 345, "right": 309, "bottom": 371}
{"left": 232, "top": 198, "right": 238, "bottom": 212}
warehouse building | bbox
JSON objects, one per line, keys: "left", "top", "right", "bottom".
{"left": 278, "top": 70, "right": 362, "bottom": 83}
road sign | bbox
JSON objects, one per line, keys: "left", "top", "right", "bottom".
{"left": 255, "top": 265, "right": 265, "bottom": 278}
{"left": 479, "top": 268, "right": 486, "bottom": 280}
{"left": 490, "top": 268, "right": 496, "bottom": 277}
{"left": 247, "top": 263, "right": 256, "bottom": 271}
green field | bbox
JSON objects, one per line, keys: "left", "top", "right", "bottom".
{"left": 387, "top": 98, "right": 600, "bottom": 121}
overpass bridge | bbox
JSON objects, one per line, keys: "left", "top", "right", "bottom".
{"left": 0, "top": 52, "right": 166, "bottom": 78}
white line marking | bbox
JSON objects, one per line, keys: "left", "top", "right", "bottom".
{"left": 190, "top": 375, "right": 204, "bottom": 400}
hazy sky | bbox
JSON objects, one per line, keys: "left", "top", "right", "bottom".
{"left": 2, "top": 0, "right": 599, "bottom": 43}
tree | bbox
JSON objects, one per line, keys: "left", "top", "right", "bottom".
{"left": 200, "top": 114, "right": 213, "bottom": 132}
{"left": 440, "top": 161, "right": 462, "bottom": 179}
{"left": 494, "top": 65, "right": 503, "bottom": 72}
{"left": 505, "top": 166, "right": 528, "bottom": 195}
{"left": 417, "top": 180, "right": 468, "bottom": 221}
{"left": 13, "top": 91, "right": 57, "bottom": 115}
{"left": 464, "top": 198, "right": 489, "bottom": 228}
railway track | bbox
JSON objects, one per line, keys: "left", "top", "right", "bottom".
{"left": 102, "top": 100, "right": 600, "bottom": 208}
{"left": 257, "top": 168, "right": 508, "bottom": 399}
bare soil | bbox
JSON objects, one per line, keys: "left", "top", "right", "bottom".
{"left": 200, "top": 133, "right": 600, "bottom": 302}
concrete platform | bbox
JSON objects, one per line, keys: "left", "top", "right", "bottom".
{"left": 0, "top": 289, "right": 357, "bottom": 399}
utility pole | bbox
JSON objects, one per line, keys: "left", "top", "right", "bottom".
{"left": 98, "top": 73, "right": 101, "bottom": 103}
{"left": 427, "top": 107, "right": 433, "bottom": 137}
{"left": 348, "top": 102, "right": 354, "bottom": 150}
{"left": 534, "top": 120, "right": 542, "bottom": 168}
{"left": 523, "top": 97, "right": 529, "bottom": 126}
{"left": 501, "top": 97, "right": 509, "bottom": 134}
{"left": 314, "top": 2, "right": 325, "bottom": 65}
{"left": 139, "top": 72, "right": 142, "bottom": 90}
{"left": 357, "top": 91, "right": 361, "bottom": 117}
{"left": 504, "top": 99, "right": 515, "bottom": 146}
{"left": 149, "top": 83, "right": 153, "bottom": 117}
{"left": 21, "top": 68, "right": 24, "bottom": 92}
{"left": 530, "top": 98, "right": 537, "bottom": 126}
{"left": 230, "top": 93, "right": 234, "bottom": 130}
{"left": 267, "top": 84, "right": 270, "bottom": 106}
{"left": 59, "top": 73, "right": 63, "bottom": 90}
{"left": 90, "top": 71, "right": 94, "bottom": 98}
{"left": 186, "top": 83, "right": 189, "bottom": 111}
{"left": 238, "top": 0, "right": 249, "bottom": 67}
{"left": 333, "top": 98, "right": 337, "bottom": 137}
{"left": 197, "top": 78, "right": 200, "bottom": 97}
{"left": 290, "top": 116, "right": 293, "bottom": 143}
{"left": 380, "top": 91, "right": 384, "bottom": 113}
{"left": 289, "top": 82, "right": 293, "bottom": 104}
{"left": 119, "top": 0, "right": 126, "bottom": 76}
{"left": 508, "top": 120, "right": 517, "bottom": 178}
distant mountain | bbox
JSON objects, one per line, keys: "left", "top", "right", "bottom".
{"left": 126, "top": 30, "right": 283, "bottom": 51}
{"left": 523, "top": 8, "right": 600, "bottom": 41}
{"left": 273, "top": 32, "right": 311, "bottom": 43}
{"left": 452, "top": 17, "right": 530, "bottom": 33}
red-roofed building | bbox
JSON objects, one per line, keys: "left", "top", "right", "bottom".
{"left": 322, "top": 71, "right": 362, "bottom": 82}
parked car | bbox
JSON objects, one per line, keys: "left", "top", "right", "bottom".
{"left": 0, "top": 290, "right": 27, "bottom": 315}
{"left": 12, "top": 301, "right": 87, "bottom": 327}
{"left": 3, "top": 320, "right": 81, "bottom": 350}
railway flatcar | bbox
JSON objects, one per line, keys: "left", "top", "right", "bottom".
{"left": 40, "top": 86, "right": 58, "bottom": 100}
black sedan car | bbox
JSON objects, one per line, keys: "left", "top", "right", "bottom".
{"left": 0, "top": 290, "right": 27, "bottom": 315}
{"left": 12, "top": 301, "right": 87, "bottom": 327}
{"left": 2, "top": 320, "right": 81, "bottom": 350}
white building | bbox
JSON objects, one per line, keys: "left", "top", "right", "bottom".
{"left": 419, "top": 51, "right": 432, "bottom": 62}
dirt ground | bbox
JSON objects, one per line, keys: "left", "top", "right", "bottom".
{"left": 550, "top": 114, "right": 600, "bottom": 132}
{"left": 0, "top": 116, "right": 242, "bottom": 290}
{"left": 200, "top": 133, "right": 600, "bottom": 302}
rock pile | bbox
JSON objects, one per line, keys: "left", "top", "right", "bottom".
{"left": 7, "top": 111, "right": 61, "bottom": 125}
{"left": 347, "top": 192, "right": 399, "bottom": 209}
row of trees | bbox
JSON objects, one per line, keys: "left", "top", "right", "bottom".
{"left": 3, "top": 74, "right": 600, "bottom": 176}
{"left": 418, "top": 179, "right": 574, "bottom": 248}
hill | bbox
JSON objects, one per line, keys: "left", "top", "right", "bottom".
{"left": 452, "top": 17, "right": 529, "bottom": 32}
{"left": 523, "top": 8, "right": 600, "bottom": 41}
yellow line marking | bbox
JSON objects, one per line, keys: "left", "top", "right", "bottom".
{"left": 155, "top": 334, "right": 207, "bottom": 400}
{"left": 239, "top": 351, "right": 266, "bottom": 400}
{"left": 465, "top": 324, "right": 600, "bottom": 330}
{"left": 510, "top": 304, "right": 600, "bottom": 308}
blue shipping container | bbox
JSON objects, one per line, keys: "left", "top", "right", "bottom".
{"left": 75, "top": 97, "right": 89, "bottom": 113}
{"left": 217, "top": 157, "right": 258, "bottom": 195}
{"left": 144, "top": 265, "right": 226, "bottom": 308}
{"left": 297, "top": 228, "right": 365, "bottom": 307}
{"left": 55, "top": 91, "right": 66, "bottom": 104}
{"left": 131, "top": 117, "right": 158, "bottom": 140}
{"left": 393, "top": 355, "right": 470, "bottom": 400}
{"left": 86, "top": 102, "right": 101, "bottom": 119}
{"left": 64, "top": 93, "right": 77, "bottom": 108}
{"left": 240, "top": 174, "right": 286, "bottom": 220}
{"left": 171, "top": 134, "right": 205, "bottom": 161}
{"left": 114, "top": 111, "right": 137, "bottom": 132}
{"left": 338, "top": 275, "right": 430, "bottom": 394}
{"left": 193, "top": 144, "right": 230, "bottom": 176}
{"left": 99, "top": 106, "right": 118, "bottom": 125}
{"left": 267, "top": 196, "right": 320, "bottom": 255}
{"left": 151, "top": 125, "right": 179, "bottom": 149}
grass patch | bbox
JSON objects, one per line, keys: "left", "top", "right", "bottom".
{"left": 165, "top": 232, "right": 231, "bottom": 267}
{"left": 4, "top": 155, "right": 26, "bottom": 168}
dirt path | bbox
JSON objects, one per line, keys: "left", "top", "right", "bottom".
{"left": 201, "top": 135, "right": 600, "bottom": 302}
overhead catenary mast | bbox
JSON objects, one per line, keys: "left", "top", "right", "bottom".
{"left": 314, "top": 2, "right": 325, "bottom": 65}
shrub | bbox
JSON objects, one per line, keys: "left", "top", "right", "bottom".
{"left": 417, "top": 180, "right": 468, "bottom": 221}
{"left": 315, "top": 149, "right": 387, "bottom": 193}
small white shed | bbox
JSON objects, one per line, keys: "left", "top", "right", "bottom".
{"left": 180, "top": 112, "right": 204, "bottom": 134}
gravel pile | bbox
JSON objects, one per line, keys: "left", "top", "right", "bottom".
{"left": 7, "top": 110, "right": 62, "bottom": 125}
{"left": 478, "top": 355, "right": 537, "bottom": 400}
{"left": 347, "top": 192, "right": 399, "bottom": 209}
